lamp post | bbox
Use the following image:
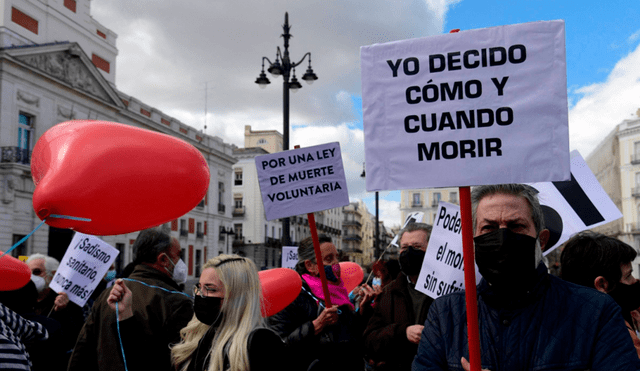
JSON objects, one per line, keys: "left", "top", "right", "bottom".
{"left": 222, "top": 227, "right": 235, "bottom": 255}
{"left": 360, "top": 163, "right": 380, "bottom": 260}
{"left": 255, "top": 12, "right": 318, "bottom": 247}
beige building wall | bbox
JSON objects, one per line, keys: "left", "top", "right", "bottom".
{"left": 586, "top": 115, "right": 640, "bottom": 278}
{"left": 400, "top": 187, "right": 460, "bottom": 225}
{"left": 244, "top": 125, "right": 283, "bottom": 153}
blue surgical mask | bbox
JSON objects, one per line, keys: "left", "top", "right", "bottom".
{"left": 372, "top": 277, "right": 381, "bottom": 286}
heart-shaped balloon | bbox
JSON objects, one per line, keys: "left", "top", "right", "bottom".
{"left": 31, "top": 120, "right": 210, "bottom": 235}
{"left": 0, "top": 254, "right": 32, "bottom": 291}
{"left": 259, "top": 268, "right": 302, "bottom": 317}
{"left": 339, "top": 261, "right": 364, "bottom": 292}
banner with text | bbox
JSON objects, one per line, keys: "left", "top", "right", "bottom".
{"left": 282, "top": 246, "right": 298, "bottom": 269}
{"left": 361, "top": 20, "right": 569, "bottom": 191}
{"left": 416, "top": 202, "right": 481, "bottom": 299}
{"left": 529, "top": 150, "right": 623, "bottom": 255}
{"left": 256, "top": 142, "right": 350, "bottom": 220}
{"left": 49, "top": 232, "right": 119, "bottom": 307}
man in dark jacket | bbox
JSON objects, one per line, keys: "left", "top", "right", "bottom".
{"left": 68, "top": 226, "right": 193, "bottom": 371}
{"left": 364, "top": 223, "right": 434, "bottom": 371}
{"left": 412, "top": 184, "right": 640, "bottom": 371}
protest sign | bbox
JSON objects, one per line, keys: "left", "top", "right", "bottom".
{"left": 256, "top": 142, "right": 349, "bottom": 220}
{"left": 49, "top": 232, "right": 119, "bottom": 307}
{"left": 281, "top": 246, "right": 298, "bottom": 269}
{"left": 361, "top": 20, "right": 569, "bottom": 191}
{"left": 529, "top": 150, "right": 623, "bottom": 255}
{"left": 416, "top": 202, "right": 481, "bottom": 299}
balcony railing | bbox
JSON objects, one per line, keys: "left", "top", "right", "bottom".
{"left": 179, "top": 229, "right": 188, "bottom": 237}
{"left": 264, "top": 237, "right": 282, "bottom": 248}
{"left": 343, "top": 234, "right": 362, "bottom": 241}
{"left": 1, "top": 147, "right": 31, "bottom": 165}
{"left": 196, "top": 232, "right": 204, "bottom": 239}
{"left": 411, "top": 201, "right": 423, "bottom": 207}
{"left": 232, "top": 206, "right": 245, "bottom": 217}
{"left": 233, "top": 236, "right": 245, "bottom": 247}
{"left": 342, "top": 220, "right": 362, "bottom": 227}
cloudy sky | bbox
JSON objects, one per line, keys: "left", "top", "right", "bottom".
{"left": 91, "top": 0, "right": 640, "bottom": 228}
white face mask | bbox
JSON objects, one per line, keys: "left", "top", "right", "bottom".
{"left": 31, "top": 274, "right": 47, "bottom": 293}
{"left": 165, "top": 254, "right": 187, "bottom": 284}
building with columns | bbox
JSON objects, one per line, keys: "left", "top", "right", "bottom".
{"left": 0, "top": 0, "right": 236, "bottom": 281}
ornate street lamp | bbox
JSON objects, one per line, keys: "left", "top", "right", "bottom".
{"left": 255, "top": 12, "right": 318, "bottom": 246}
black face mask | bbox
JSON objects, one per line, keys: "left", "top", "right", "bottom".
{"left": 324, "top": 264, "right": 340, "bottom": 283}
{"left": 609, "top": 281, "right": 640, "bottom": 314}
{"left": 474, "top": 228, "right": 538, "bottom": 291}
{"left": 399, "top": 246, "right": 426, "bottom": 276}
{"left": 194, "top": 296, "right": 223, "bottom": 326}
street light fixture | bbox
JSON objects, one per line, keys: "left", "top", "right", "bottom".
{"left": 255, "top": 12, "right": 318, "bottom": 246}
{"left": 361, "top": 163, "right": 380, "bottom": 260}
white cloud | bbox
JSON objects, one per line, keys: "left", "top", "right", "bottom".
{"left": 569, "top": 42, "right": 640, "bottom": 158}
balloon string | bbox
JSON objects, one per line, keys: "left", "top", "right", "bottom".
{"left": 115, "top": 301, "right": 129, "bottom": 371}
{"left": 0, "top": 214, "right": 91, "bottom": 260}
{"left": 114, "top": 278, "right": 192, "bottom": 370}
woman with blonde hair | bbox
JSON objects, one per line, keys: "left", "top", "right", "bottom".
{"left": 108, "top": 254, "right": 285, "bottom": 371}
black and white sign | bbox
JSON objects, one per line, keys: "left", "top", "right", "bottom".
{"left": 256, "top": 142, "right": 349, "bottom": 220}
{"left": 361, "top": 20, "right": 569, "bottom": 191}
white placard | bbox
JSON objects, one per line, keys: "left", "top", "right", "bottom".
{"left": 282, "top": 246, "right": 298, "bottom": 269}
{"left": 256, "top": 142, "right": 350, "bottom": 220}
{"left": 49, "top": 232, "right": 119, "bottom": 307}
{"left": 361, "top": 20, "right": 569, "bottom": 191}
{"left": 416, "top": 202, "right": 481, "bottom": 299}
{"left": 529, "top": 150, "right": 623, "bottom": 255}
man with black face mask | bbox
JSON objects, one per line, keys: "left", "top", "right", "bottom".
{"left": 561, "top": 231, "right": 640, "bottom": 358}
{"left": 412, "top": 184, "right": 640, "bottom": 371}
{"left": 364, "top": 223, "right": 434, "bottom": 371}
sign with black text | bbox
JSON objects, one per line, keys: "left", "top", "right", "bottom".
{"left": 49, "top": 232, "right": 119, "bottom": 307}
{"left": 361, "top": 20, "right": 569, "bottom": 191}
{"left": 256, "top": 142, "right": 349, "bottom": 220}
{"left": 282, "top": 246, "right": 298, "bottom": 269}
{"left": 416, "top": 202, "right": 481, "bottom": 299}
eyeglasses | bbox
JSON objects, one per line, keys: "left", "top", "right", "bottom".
{"left": 193, "top": 283, "right": 219, "bottom": 298}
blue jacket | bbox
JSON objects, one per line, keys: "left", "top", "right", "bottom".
{"left": 412, "top": 263, "right": 640, "bottom": 371}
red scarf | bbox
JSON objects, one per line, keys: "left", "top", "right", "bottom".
{"left": 302, "top": 274, "right": 354, "bottom": 310}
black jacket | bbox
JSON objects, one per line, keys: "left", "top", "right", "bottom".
{"left": 268, "top": 280, "right": 366, "bottom": 371}
{"left": 68, "top": 265, "right": 193, "bottom": 371}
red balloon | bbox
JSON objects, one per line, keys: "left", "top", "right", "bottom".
{"left": 259, "top": 268, "right": 302, "bottom": 317}
{"left": 0, "top": 255, "right": 32, "bottom": 291}
{"left": 31, "top": 120, "right": 210, "bottom": 235}
{"left": 340, "top": 262, "right": 364, "bottom": 292}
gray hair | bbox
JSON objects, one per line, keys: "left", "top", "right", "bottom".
{"left": 295, "top": 234, "right": 332, "bottom": 275}
{"left": 26, "top": 253, "right": 59, "bottom": 276}
{"left": 471, "top": 184, "right": 545, "bottom": 235}
{"left": 133, "top": 225, "right": 175, "bottom": 264}
{"left": 398, "top": 223, "right": 432, "bottom": 245}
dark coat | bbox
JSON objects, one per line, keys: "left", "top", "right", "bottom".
{"left": 412, "top": 263, "right": 640, "bottom": 371}
{"left": 268, "top": 280, "right": 366, "bottom": 371}
{"left": 68, "top": 265, "right": 193, "bottom": 371}
{"left": 363, "top": 272, "right": 434, "bottom": 371}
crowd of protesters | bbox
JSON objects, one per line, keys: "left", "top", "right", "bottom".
{"left": 3, "top": 183, "right": 640, "bottom": 370}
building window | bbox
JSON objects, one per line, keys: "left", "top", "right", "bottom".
{"left": 18, "top": 113, "right": 33, "bottom": 151}
{"left": 234, "top": 170, "right": 243, "bottom": 186}
{"left": 195, "top": 249, "right": 202, "bottom": 277}
{"left": 449, "top": 191, "right": 458, "bottom": 204}
{"left": 235, "top": 198, "right": 243, "bottom": 209}
{"left": 257, "top": 139, "right": 268, "bottom": 145}
{"left": 180, "top": 219, "right": 187, "bottom": 236}
{"left": 412, "top": 193, "right": 421, "bottom": 207}
{"left": 432, "top": 192, "right": 441, "bottom": 206}
{"left": 234, "top": 224, "right": 243, "bottom": 240}
{"left": 12, "top": 7, "right": 38, "bottom": 35}
{"left": 218, "top": 182, "right": 225, "bottom": 213}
